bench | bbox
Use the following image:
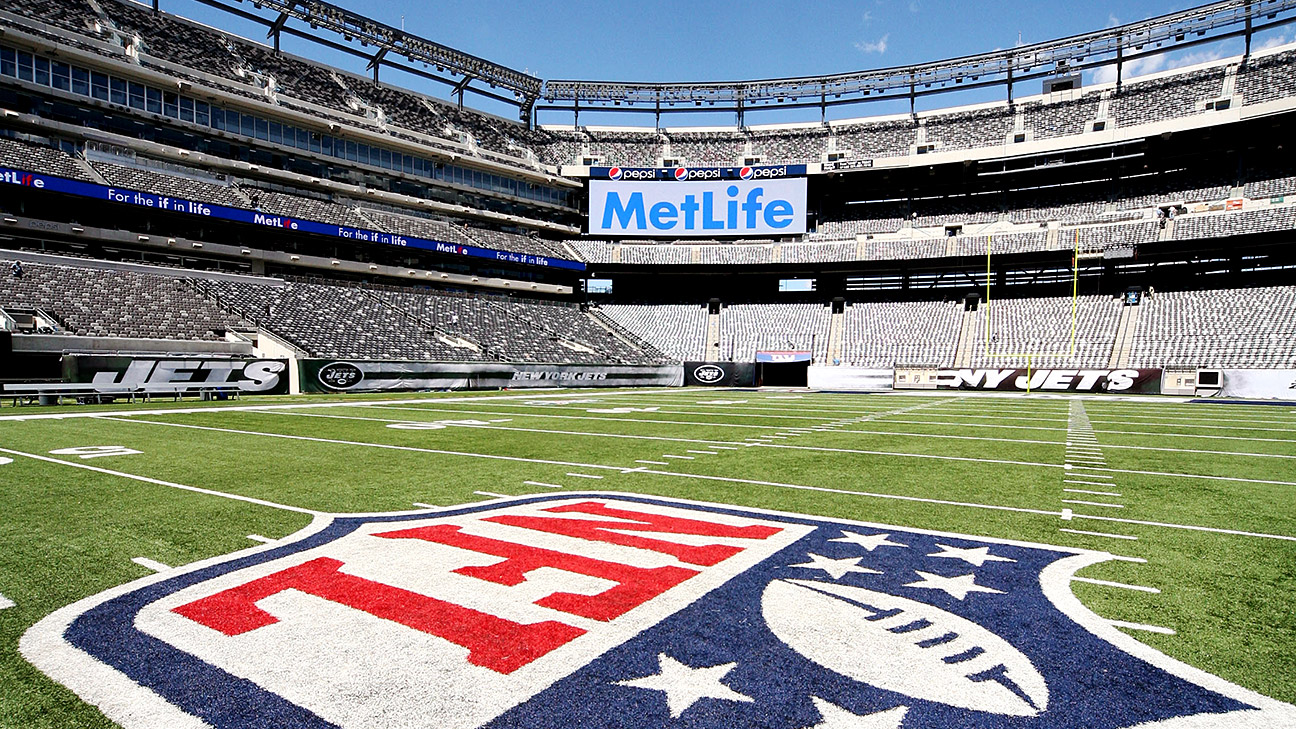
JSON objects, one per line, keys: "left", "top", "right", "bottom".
{"left": 3, "top": 383, "right": 139, "bottom": 406}
{"left": 4, "top": 383, "right": 244, "bottom": 406}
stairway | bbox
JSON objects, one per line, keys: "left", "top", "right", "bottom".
{"left": 705, "top": 309, "right": 722, "bottom": 361}
{"left": 1107, "top": 302, "right": 1141, "bottom": 368}
{"left": 825, "top": 308, "right": 845, "bottom": 364}
{"left": 952, "top": 305, "right": 979, "bottom": 368}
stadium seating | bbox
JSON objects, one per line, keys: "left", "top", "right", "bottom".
{"left": 0, "top": 136, "right": 95, "bottom": 182}
{"left": 201, "top": 277, "right": 665, "bottom": 364}
{"left": 0, "top": 258, "right": 248, "bottom": 339}
{"left": 841, "top": 301, "right": 963, "bottom": 367}
{"left": 718, "top": 303, "right": 832, "bottom": 363}
{"left": 599, "top": 304, "right": 710, "bottom": 361}
{"left": 1128, "top": 287, "right": 1296, "bottom": 368}
{"left": 966, "top": 295, "right": 1123, "bottom": 369}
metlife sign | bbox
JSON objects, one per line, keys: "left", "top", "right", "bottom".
{"left": 589, "top": 179, "right": 807, "bottom": 237}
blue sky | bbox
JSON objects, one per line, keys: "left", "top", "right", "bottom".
{"left": 162, "top": 0, "right": 1293, "bottom": 126}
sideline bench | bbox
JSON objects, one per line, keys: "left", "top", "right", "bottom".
{"left": 4, "top": 383, "right": 244, "bottom": 406}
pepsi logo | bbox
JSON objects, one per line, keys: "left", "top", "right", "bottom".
{"left": 673, "top": 167, "right": 689, "bottom": 181}
{"left": 608, "top": 167, "right": 623, "bottom": 180}
{"left": 739, "top": 167, "right": 754, "bottom": 180}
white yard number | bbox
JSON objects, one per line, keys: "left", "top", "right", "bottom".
{"left": 386, "top": 419, "right": 490, "bottom": 430}
{"left": 49, "top": 446, "right": 143, "bottom": 459}
{"left": 0, "top": 457, "right": 12, "bottom": 466}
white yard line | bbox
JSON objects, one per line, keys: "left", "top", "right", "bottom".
{"left": 0, "top": 593, "right": 14, "bottom": 610}
{"left": 1059, "top": 528, "right": 1138, "bottom": 541}
{"left": 99, "top": 417, "right": 630, "bottom": 474}
{"left": 523, "top": 481, "right": 564, "bottom": 489}
{"left": 368, "top": 404, "right": 791, "bottom": 431}
{"left": 1065, "top": 488, "right": 1123, "bottom": 497}
{"left": 361, "top": 404, "right": 1296, "bottom": 456}
{"left": 1062, "top": 499, "right": 1124, "bottom": 509}
{"left": 412, "top": 502, "right": 438, "bottom": 509}
{"left": 131, "top": 557, "right": 171, "bottom": 573}
{"left": 1071, "top": 576, "right": 1160, "bottom": 594}
{"left": 0, "top": 389, "right": 645, "bottom": 422}
{"left": 1108, "top": 619, "right": 1176, "bottom": 635}
{"left": 0, "top": 446, "right": 320, "bottom": 515}
{"left": 473, "top": 491, "right": 508, "bottom": 499}
{"left": 58, "top": 414, "right": 1296, "bottom": 543}
{"left": 565, "top": 473, "right": 604, "bottom": 480}
{"left": 245, "top": 534, "right": 275, "bottom": 544}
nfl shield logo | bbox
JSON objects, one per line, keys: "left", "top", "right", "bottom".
{"left": 22, "top": 494, "right": 1296, "bottom": 728}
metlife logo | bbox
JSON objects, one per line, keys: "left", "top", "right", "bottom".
{"left": 589, "top": 178, "right": 807, "bottom": 237}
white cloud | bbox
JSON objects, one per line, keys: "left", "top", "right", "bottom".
{"left": 1089, "top": 47, "right": 1224, "bottom": 85}
{"left": 1107, "top": 13, "right": 1120, "bottom": 28}
{"left": 862, "top": 10, "right": 874, "bottom": 23}
{"left": 908, "top": 0, "right": 920, "bottom": 13}
{"left": 1257, "top": 32, "right": 1293, "bottom": 51}
{"left": 855, "top": 33, "right": 890, "bottom": 55}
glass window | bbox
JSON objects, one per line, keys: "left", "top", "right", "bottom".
{"left": 222, "top": 109, "right": 238, "bottom": 132}
{"left": 16, "top": 51, "right": 33, "bottom": 82}
{"left": 0, "top": 47, "right": 14, "bottom": 78}
{"left": 91, "top": 71, "right": 109, "bottom": 101}
{"left": 402, "top": 154, "right": 413, "bottom": 174}
{"left": 162, "top": 90, "right": 178, "bottom": 117}
{"left": 268, "top": 121, "right": 281, "bottom": 145}
{"left": 210, "top": 105, "right": 225, "bottom": 130}
{"left": 345, "top": 140, "right": 357, "bottom": 162}
{"left": 178, "top": 96, "right": 194, "bottom": 123}
{"left": 254, "top": 117, "right": 268, "bottom": 140}
{"left": 195, "top": 100, "right": 209, "bottom": 126}
{"left": 320, "top": 134, "right": 333, "bottom": 156}
{"left": 109, "top": 76, "right": 127, "bottom": 105}
{"left": 34, "top": 57, "right": 49, "bottom": 86}
{"left": 308, "top": 132, "right": 320, "bottom": 154}
{"left": 51, "top": 61, "right": 70, "bottom": 91}
{"left": 127, "top": 81, "right": 145, "bottom": 109}
{"left": 145, "top": 86, "right": 162, "bottom": 114}
{"left": 71, "top": 66, "right": 90, "bottom": 96}
{"left": 240, "top": 113, "right": 254, "bottom": 137}
{"left": 296, "top": 127, "right": 310, "bottom": 150}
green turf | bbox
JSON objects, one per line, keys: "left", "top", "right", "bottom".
{"left": 0, "top": 387, "right": 1293, "bottom": 727}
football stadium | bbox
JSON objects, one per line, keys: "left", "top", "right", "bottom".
{"left": 0, "top": 0, "right": 1294, "bottom": 727}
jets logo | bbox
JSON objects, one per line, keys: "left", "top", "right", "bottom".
{"left": 22, "top": 494, "right": 1296, "bottom": 728}
{"left": 694, "top": 364, "right": 726, "bottom": 383}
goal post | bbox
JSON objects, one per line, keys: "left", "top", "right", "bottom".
{"left": 982, "top": 232, "right": 1081, "bottom": 391}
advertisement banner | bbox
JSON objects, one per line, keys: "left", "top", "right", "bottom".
{"left": 682, "top": 362, "right": 757, "bottom": 387}
{"left": 932, "top": 368, "right": 1162, "bottom": 394}
{"left": 301, "top": 360, "right": 683, "bottom": 393}
{"left": 589, "top": 165, "right": 807, "bottom": 181}
{"left": 63, "top": 356, "right": 290, "bottom": 394}
{"left": 0, "top": 167, "right": 583, "bottom": 271}
{"left": 1200, "top": 370, "right": 1296, "bottom": 400}
{"left": 807, "top": 367, "right": 894, "bottom": 391}
{"left": 756, "top": 350, "right": 812, "bottom": 364}
{"left": 589, "top": 178, "right": 807, "bottom": 237}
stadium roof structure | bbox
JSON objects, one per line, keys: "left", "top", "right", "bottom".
{"left": 192, "top": 0, "right": 543, "bottom": 112}
{"left": 540, "top": 0, "right": 1296, "bottom": 125}
{"left": 151, "top": 0, "right": 1296, "bottom": 126}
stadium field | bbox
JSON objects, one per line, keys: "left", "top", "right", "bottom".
{"left": 0, "top": 387, "right": 1293, "bottom": 727}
